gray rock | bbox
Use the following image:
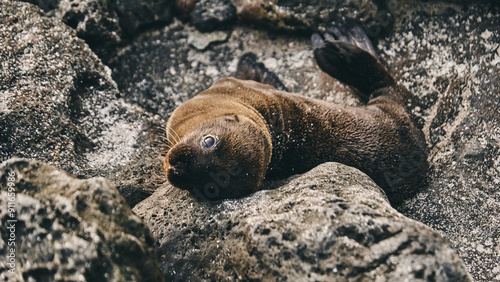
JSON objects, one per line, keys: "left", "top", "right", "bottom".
{"left": 134, "top": 162, "right": 471, "bottom": 281}
{"left": 134, "top": 163, "right": 470, "bottom": 281}
{"left": 378, "top": 3, "right": 500, "bottom": 281}
{"left": 0, "top": 0, "right": 163, "bottom": 207}
{"left": 112, "top": 0, "right": 175, "bottom": 37}
{"left": 0, "top": 158, "right": 164, "bottom": 281}
{"left": 20, "top": 0, "right": 122, "bottom": 63}
{"left": 190, "top": 0, "right": 237, "bottom": 32}
{"left": 187, "top": 29, "right": 231, "bottom": 50}
{"left": 19, "top": 0, "right": 175, "bottom": 62}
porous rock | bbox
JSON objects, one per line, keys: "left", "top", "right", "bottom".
{"left": 20, "top": 0, "right": 175, "bottom": 62}
{"left": 134, "top": 162, "right": 471, "bottom": 281}
{"left": 378, "top": 3, "right": 500, "bottom": 281}
{"left": 0, "top": 158, "right": 164, "bottom": 281}
{"left": 0, "top": 0, "right": 163, "bottom": 207}
{"left": 111, "top": 0, "right": 175, "bottom": 37}
{"left": 190, "top": 0, "right": 237, "bottom": 32}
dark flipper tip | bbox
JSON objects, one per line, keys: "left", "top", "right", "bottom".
{"left": 314, "top": 40, "right": 394, "bottom": 98}
{"left": 235, "top": 52, "right": 288, "bottom": 92}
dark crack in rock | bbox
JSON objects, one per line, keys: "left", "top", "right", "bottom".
{"left": 0, "top": 0, "right": 163, "bottom": 207}
{"left": 0, "top": 159, "right": 165, "bottom": 281}
{"left": 190, "top": 0, "right": 237, "bottom": 32}
{"left": 134, "top": 162, "right": 471, "bottom": 281}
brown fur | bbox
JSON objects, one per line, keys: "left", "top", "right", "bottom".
{"left": 165, "top": 74, "right": 427, "bottom": 203}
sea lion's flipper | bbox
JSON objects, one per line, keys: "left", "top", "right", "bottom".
{"left": 235, "top": 52, "right": 288, "bottom": 91}
{"left": 312, "top": 22, "right": 395, "bottom": 100}
{"left": 327, "top": 18, "right": 379, "bottom": 58}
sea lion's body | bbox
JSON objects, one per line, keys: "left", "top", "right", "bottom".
{"left": 165, "top": 27, "right": 428, "bottom": 204}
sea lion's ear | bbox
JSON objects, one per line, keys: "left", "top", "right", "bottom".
{"left": 223, "top": 114, "right": 240, "bottom": 123}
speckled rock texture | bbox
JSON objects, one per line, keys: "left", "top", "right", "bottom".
{"left": 0, "top": 0, "right": 163, "bottom": 207}
{"left": 190, "top": 0, "right": 237, "bottom": 32}
{"left": 1, "top": 0, "right": 499, "bottom": 280}
{"left": 134, "top": 162, "right": 471, "bottom": 281}
{"left": 379, "top": 3, "right": 500, "bottom": 281}
{"left": 0, "top": 159, "right": 164, "bottom": 281}
{"left": 19, "top": 0, "right": 175, "bottom": 62}
{"left": 112, "top": 3, "right": 499, "bottom": 280}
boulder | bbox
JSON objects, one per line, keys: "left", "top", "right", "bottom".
{"left": 0, "top": 158, "right": 164, "bottom": 281}
{"left": 378, "top": 3, "right": 500, "bottom": 281}
{"left": 134, "top": 162, "right": 471, "bottom": 281}
{"left": 0, "top": 0, "right": 162, "bottom": 207}
{"left": 190, "top": 0, "right": 237, "bottom": 32}
{"left": 20, "top": 0, "right": 175, "bottom": 62}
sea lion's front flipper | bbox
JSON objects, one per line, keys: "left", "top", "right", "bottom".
{"left": 312, "top": 21, "right": 395, "bottom": 101}
{"left": 234, "top": 52, "right": 288, "bottom": 92}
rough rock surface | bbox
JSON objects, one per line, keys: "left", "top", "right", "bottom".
{"left": 112, "top": 2, "right": 499, "bottom": 280}
{"left": 378, "top": 4, "right": 500, "bottom": 281}
{"left": 0, "top": 0, "right": 163, "bottom": 207}
{"left": 111, "top": 0, "right": 175, "bottom": 38}
{"left": 0, "top": 158, "right": 164, "bottom": 281}
{"left": 134, "top": 162, "right": 471, "bottom": 281}
{"left": 20, "top": 0, "right": 175, "bottom": 62}
{"left": 190, "top": 0, "right": 237, "bottom": 32}
{"left": 2, "top": 0, "right": 499, "bottom": 280}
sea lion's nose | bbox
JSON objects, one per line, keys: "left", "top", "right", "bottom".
{"left": 169, "top": 160, "right": 187, "bottom": 176}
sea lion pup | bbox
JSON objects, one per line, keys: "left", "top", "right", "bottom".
{"left": 164, "top": 23, "right": 428, "bottom": 204}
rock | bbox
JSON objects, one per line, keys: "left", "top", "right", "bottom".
{"left": 377, "top": 3, "right": 500, "bottom": 281}
{"left": 111, "top": 0, "right": 175, "bottom": 37}
{"left": 0, "top": 158, "right": 164, "bottom": 281}
{"left": 0, "top": 0, "right": 162, "bottom": 207}
{"left": 20, "top": 0, "right": 122, "bottom": 63}
{"left": 56, "top": 0, "right": 123, "bottom": 63}
{"left": 190, "top": 0, "right": 237, "bottom": 32}
{"left": 19, "top": 0, "right": 175, "bottom": 63}
{"left": 232, "top": 0, "right": 393, "bottom": 36}
{"left": 187, "top": 29, "right": 231, "bottom": 50}
{"left": 2, "top": 0, "right": 498, "bottom": 280}
{"left": 134, "top": 162, "right": 471, "bottom": 281}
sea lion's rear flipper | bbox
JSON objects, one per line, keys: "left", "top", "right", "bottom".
{"left": 235, "top": 52, "right": 288, "bottom": 92}
{"left": 312, "top": 21, "right": 395, "bottom": 101}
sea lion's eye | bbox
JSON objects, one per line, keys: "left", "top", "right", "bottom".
{"left": 201, "top": 135, "right": 218, "bottom": 149}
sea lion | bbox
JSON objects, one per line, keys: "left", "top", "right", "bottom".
{"left": 164, "top": 23, "right": 428, "bottom": 204}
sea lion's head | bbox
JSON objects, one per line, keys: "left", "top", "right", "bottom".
{"left": 164, "top": 114, "right": 271, "bottom": 200}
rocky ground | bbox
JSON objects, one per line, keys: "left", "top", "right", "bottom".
{"left": 135, "top": 162, "right": 470, "bottom": 281}
{"left": 1, "top": 0, "right": 498, "bottom": 281}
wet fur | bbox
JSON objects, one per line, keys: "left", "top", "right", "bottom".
{"left": 165, "top": 29, "right": 428, "bottom": 204}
